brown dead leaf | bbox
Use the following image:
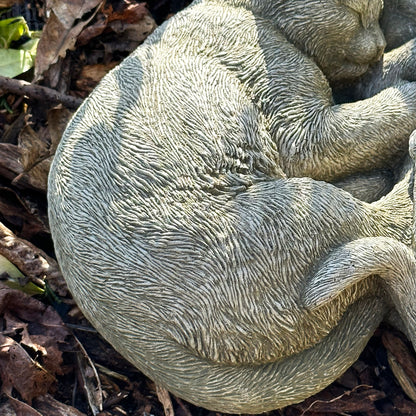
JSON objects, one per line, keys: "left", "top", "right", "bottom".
{"left": 34, "top": 8, "right": 101, "bottom": 81}
{"left": 0, "top": 187, "right": 50, "bottom": 239}
{"left": 47, "top": 0, "right": 103, "bottom": 29}
{"left": 0, "top": 0, "right": 22, "bottom": 7}
{"left": 106, "top": 1, "right": 150, "bottom": 24}
{"left": 382, "top": 331, "right": 416, "bottom": 384}
{"left": 77, "top": 1, "right": 156, "bottom": 48}
{"left": 18, "top": 125, "right": 49, "bottom": 173}
{"left": 0, "top": 335, "right": 56, "bottom": 403}
{"left": 13, "top": 107, "right": 72, "bottom": 193}
{"left": 34, "top": 394, "right": 87, "bottom": 416}
{"left": 75, "top": 335, "right": 103, "bottom": 414}
{"left": 6, "top": 395, "right": 43, "bottom": 416}
{"left": 75, "top": 62, "right": 119, "bottom": 93}
{"left": 0, "top": 283, "right": 72, "bottom": 403}
{"left": 14, "top": 125, "right": 50, "bottom": 193}
{"left": 47, "top": 106, "right": 74, "bottom": 154}
{"left": 0, "top": 282, "right": 69, "bottom": 342}
{"left": 0, "top": 143, "right": 23, "bottom": 181}
{"left": 13, "top": 157, "right": 51, "bottom": 192}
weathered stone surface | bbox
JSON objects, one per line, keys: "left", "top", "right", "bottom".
{"left": 48, "top": 0, "right": 416, "bottom": 413}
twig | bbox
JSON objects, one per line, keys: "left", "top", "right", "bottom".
{"left": 300, "top": 384, "right": 373, "bottom": 415}
{"left": 0, "top": 75, "right": 83, "bottom": 109}
{"left": 155, "top": 384, "right": 174, "bottom": 416}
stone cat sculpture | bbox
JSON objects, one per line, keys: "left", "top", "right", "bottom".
{"left": 48, "top": 0, "right": 416, "bottom": 412}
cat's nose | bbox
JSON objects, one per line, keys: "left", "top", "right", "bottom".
{"left": 349, "top": 27, "right": 386, "bottom": 64}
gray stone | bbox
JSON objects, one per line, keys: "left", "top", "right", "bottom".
{"left": 48, "top": 0, "right": 416, "bottom": 412}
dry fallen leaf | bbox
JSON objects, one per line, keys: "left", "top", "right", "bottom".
{"left": 77, "top": 1, "right": 156, "bottom": 49}
{"left": 13, "top": 107, "right": 73, "bottom": 192}
{"left": 0, "top": 0, "right": 22, "bottom": 7}
{"left": 75, "top": 62, "right": 119, "bottom": 93}
{"left": 14, "top": 124, "right": 50, "bottom": 192}
{"left": 47, "top": 106, "right": 74, "bottom": 154}
{"left": 18, "top": 124, "right": 49, "bottom": 173}
{"left": 0, "top": 142, "right": 23, "bottom": 182}
{"left": 33, "top": 394, "right": 87, "bottom": 416}
{"left": 0, "top": 283, "right": 72, "bottom": 403}
{"left": 382, "top": 330, "right": 416, "bottom": 384}
{"left": 0, "top": 334, "right": 57, "bottom": 403}
{"left": 0, "top": 187, "right": 48, "bottom": 239}
{"left": 75, "top": 335, "right": 103, "bottom": 415}
{"left": 34, "top": 6, "right": 102, "bottom": 81}
{"left": 46, "top": 0, "right": 103, "bottom": 29}
{"left": 5, "top": 395, "right": 43, "bottom": 416}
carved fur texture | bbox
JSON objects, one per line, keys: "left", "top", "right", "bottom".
{"left": 48, "top": 0, "right": 416, "bottom": 412}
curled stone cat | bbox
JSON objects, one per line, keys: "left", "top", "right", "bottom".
{"left": 48, "top": 0, "right": 416, "bottom": 412}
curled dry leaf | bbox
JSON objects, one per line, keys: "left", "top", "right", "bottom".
{"left": 77, "top": 1, "right": 156, "bottom": 49}
{"left": 387, "top": 350, "right": 416, "bottom": 403}
{"left": 14, "top": 124, "right": 51, "bottom": 193}
{"left": 13, "top": 107, "right": 73, "bottom": 193}
{"left": 0, "top": 283, "right": 71, "bottom": 403}
{"left": 75, "top": 335, "right": 103, "bottom": 415}
{"left": 46, "top": 0, "right": 104, "bottom": 29}
{"left": 34, "top": 4, "right": 102, "bottom": 81}
{"left": 382, "top": 330, "right": 416, "bottom": 384}
{"left": 0, "top": 334, "right": 56, "bottom": 403}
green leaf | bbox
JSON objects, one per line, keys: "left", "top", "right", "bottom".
{"left": 19, "top": 37, "right": 39, "bottom": 55}
{"left": 0, "top": 16, "right": 29, "bottom": 49}
{"left": 0, "top": 47, "right": 34, "bottom": 77}
{"left": 0, "top": 254, "right": 44, "bottom": 296}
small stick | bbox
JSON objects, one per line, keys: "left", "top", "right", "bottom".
{"left": 155, "top": 384, "right": 174, "bottom": 416}
{"left": 0, "top": 75, "right": 83, "bottom": 109}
